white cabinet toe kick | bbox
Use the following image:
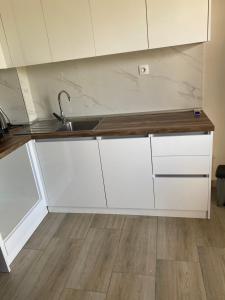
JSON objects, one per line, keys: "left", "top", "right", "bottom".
{"left": 35, "top": 131, "right": 213, "bottom": 220}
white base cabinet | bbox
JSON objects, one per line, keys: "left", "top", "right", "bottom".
{"left": 0, "top": 141, "right": 48, "bottom": 272}
{"left": 36, "top": 139, "right": 106, "bottom": 208}
{"left": 98, "top": 137, "right": 154, "bottom": 209}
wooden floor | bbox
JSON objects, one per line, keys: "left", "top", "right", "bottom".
{"left": 1, "top": 192, "right": 225, "bottom": 300}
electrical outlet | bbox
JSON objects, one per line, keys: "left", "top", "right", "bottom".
{"left": 138, "top": 64, "right": 150, "bottom": 75}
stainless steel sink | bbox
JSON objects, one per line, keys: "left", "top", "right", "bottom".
{"left": 57, "top": 119, "right": 100, "bottom": 131}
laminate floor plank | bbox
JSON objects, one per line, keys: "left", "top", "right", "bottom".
{"left": 60, "top": 289, "right": 106, "bottom": 300}
{"left": 91, "top": 214, "right": 125, "bottom": 230}
{"left": 198, "top": 246, "right": 225, "bottom": 300}
{"left": 157, "top": 217, "right": 198, "bottom": 262}
{"left": 156, "top": 260, "right": 207, "bottom": 300}
{"left": 14, "top": 237, "right": 83, "bottom": 300}
{"left": 67, "top": 228, "right": 120, "bottom": 293}
{"left": 0, "top": 249, "right": 41, "bottom": 300}
{"left": 25, "top": 212, "right": 66, "bottom": 250}
{"left": 54, "top": 213, "right": 94, "bottom": 240}
{"left": 106, "top": 272, "right": 155, "bottom": 300}
{"left": 114, "top": 216, "right": 157, "bottom": 276}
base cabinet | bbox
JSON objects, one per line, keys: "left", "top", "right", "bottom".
{"left": 99, "top": 137, "right": 154, "bottom": 209}
{"left": 36, "top": 139, "right": 106, "bottom": 208}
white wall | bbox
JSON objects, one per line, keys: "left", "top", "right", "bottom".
{"left": 203, "top": 0, "right": 225, "bottom": 178}
{"left": 0, "top": 68, "right": 28, "bottom": 124}
{"left": 24, "top": 44, "right": 203, "bottom": 120}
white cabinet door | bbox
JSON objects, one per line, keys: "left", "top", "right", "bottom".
{"left": 0, "top": 0, "right": 51, "bottom": 66}
{"left": 0, "top": 144, "right": 40, "bottom": 240}
{"left": 99, "top": 137, "right": 154, "bottom": 209}
{"left": 90, "top": 0, "right": 148, "bottom": 56}
{"left": 42, "top": 0, "right": 95, "bottom": 62}
{"left": 36, "top": 139, "right": 106, "bottom": 208}
{"left": 147, "top": 0, "right": 209, "bottom": 49}
{"left": 0, "top": 17, "right": 12, "bottom": 69}
{"left": 154, "top": 177, "right": 209, "bottom": 211}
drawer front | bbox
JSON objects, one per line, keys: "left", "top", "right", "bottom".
{"left": 154, "top": 177, "right": 209, "bottom": 211}
{"left": 151, "top": 134, "right": 211, "bottom": 156}
{"left": 153, "top": 156, "right": 210, "bottom": 175}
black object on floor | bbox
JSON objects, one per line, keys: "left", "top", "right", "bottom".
{"left": 216, "top": 165, "right": 225, "bottom": 206}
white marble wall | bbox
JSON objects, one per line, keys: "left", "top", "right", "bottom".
{"left": 25, "top": 44, "right": 203, "bottom": 119}
{"left": 0, "top": 68, "right": 28, "bottom": 124}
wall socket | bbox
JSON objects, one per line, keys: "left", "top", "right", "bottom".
{"left": 138, "top": 64, "right": 150, "bottom": 75}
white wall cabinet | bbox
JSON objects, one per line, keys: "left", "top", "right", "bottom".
{"left": 147, "top": 0, "right": 209, "bottom": 49}
{"left": 42, "top": 0, "right": 95, "bottom": 62}
{"left": 89, "top": 0, "right": 148, "bottom": 56}
{"left": 99, "top": 137, "right": 154, "bottom": 209}
{"left": 0, "top": 17, "right": 12, "bottom": 68}
{"left": 36, "top": 139, "right": 106, "bottom": 208}
{"left": 0, "top": 0, "right": 52, "bottom": 67}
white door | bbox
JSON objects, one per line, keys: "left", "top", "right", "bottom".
{"left": 36, "top": 139, "right": 106, "bottom": 208}
{"left": 0, "top": 144, "right": 40, "bottom": 240}
{"left": 147, "top": 0, "right": 209, "bottom": 49}
{"left": 0, "top": 0, "right": 52, "bottom": 66}
{"left": 90, "top": 0, "right": 148, "bottom": 56}
{"left": 42, "top": 0, "right": 95, "bottom": 62}
{"left": 99, "top": 137, "right": 154, "bottom": 209}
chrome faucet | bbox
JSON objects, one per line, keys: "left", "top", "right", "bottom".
{"left": 57, "top": 90, "right": 71, "bottom": 124}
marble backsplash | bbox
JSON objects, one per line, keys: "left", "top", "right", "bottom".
{"left": 0, "top": 68, "right": 28, "bottom": 124}
{"left": 25, "top": 43, "right": 203, "bottom": 120}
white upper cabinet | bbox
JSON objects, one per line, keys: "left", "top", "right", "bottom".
{"left": 41, "top": 0, "right": 95, "bottom": 62}
{"left": 99, "top": 137, "right": 154, "bottom": 209}
{"left": 0, "top": 0, "right": 52, "bottom": 67}
{"left": 147, "top": 0, "right": 209, "bottom": 49}
{"left": 0, "top": 17, "right": 12, "bottom": 68}
{"left": 89, "top": 0, "right": 148, "bottom": 56}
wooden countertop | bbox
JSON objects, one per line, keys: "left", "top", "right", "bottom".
{"left": 30, "top": 110, "right": 214, "bottom": 139}
{"left": 0, "top": 129, "right": 31, "bottom": 160}
{"left": 0, "top": 111, "right": 214, "bottom": 159}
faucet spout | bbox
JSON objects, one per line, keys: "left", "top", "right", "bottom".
{"left": 57, "top": 90, "right": 71, "bottom": 124}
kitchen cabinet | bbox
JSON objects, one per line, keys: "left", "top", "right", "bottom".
{"left": 147, "top": 0, "right": 209, "bottom": 49}
{"left": 0, "top": 0, "right": 52, "bottom": 67}
{"left": 99, "top": 137, "right": 154, "bottom": 209}
{"left": 89, "top": 0, "right": 148, "bottom": 56}
{"left": 0, "top": 141, "right": 48, "bottom": 270}
{"left": 151, "top": 133, "right": 213, "bottom": 214}
{"left": 0, "top": 144, "right": 40, "bottom": 240}
{"left": 0, "top": 17, "right": 12, "bottom": 68}
{"left": 42, "top": 0, "right": 95, "bottom": 62}
{"left": 36, "top": 139, "right": 106, "bottom": 208}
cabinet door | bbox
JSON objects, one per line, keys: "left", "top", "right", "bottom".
{"left": 99, "top": 138, "right": 154, "bottom": 209}
{"left": 90, "top": 0, "right": 148, "bottom": 56}
{"left": 0, "top": 17, "right": 12, "bottom": 69}
{"left": 42, "top": 0, "right": 95, "bottom": 62}
{"left": 0, "top": 0, "right": 51, "bottom": 66}
{"left": 0, "top": 144, "right": 40, "bottom": 240}
{"left": 147, "top": 0, "right": 209, "bottom": 49}
{"left": 36, "top": 140, "right": 106, "bottom": 208}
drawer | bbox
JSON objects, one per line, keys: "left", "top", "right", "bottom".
{"left": 154, "top": 177, "right": 209, "bottom": 211}
{"left": 151, "top": 134, "right": 211, "bottom": 156}
{"left": 153, "top": 156, "right": 210, "bottom": 175}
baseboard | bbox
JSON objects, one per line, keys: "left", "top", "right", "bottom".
{"left": 3, "top": 200, "right": 48, "bottom": 265}
{"left": 48, "top": 206, "right": 207, "bottom": 219}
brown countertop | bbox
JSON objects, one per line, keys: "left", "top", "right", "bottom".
{"left": 0, "top": 110, "right": 214, "bottom": 159}
{"left": 0, "top": 128, "right": 31, "bottom": 159}
{"left": 30, "top": 110, "right": 214, "bottom": 139}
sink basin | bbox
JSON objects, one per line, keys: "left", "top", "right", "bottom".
{"left": 57, "top": 120, "right": 100, "bottom": 131}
